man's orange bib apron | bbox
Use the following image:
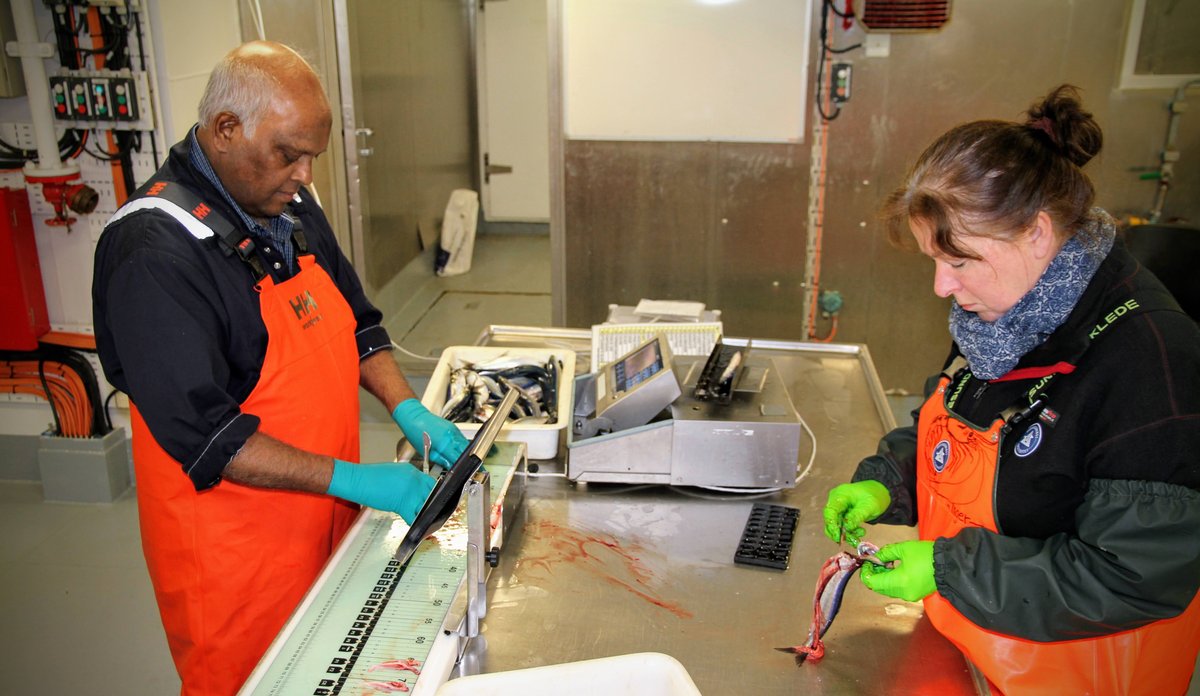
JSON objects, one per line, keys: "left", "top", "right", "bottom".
{"left": 915, "top": 362, "right": 1200, "bottom": 695}
{"left": 131, "top": 252, "right": 359, "bottom": 695}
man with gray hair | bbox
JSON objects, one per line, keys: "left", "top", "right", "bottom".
{"left": 92, "top": 41, "right": 468, "bottom": 695}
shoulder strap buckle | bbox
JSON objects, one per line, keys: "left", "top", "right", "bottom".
{"left": 139, "top": 180, "right": 267, "bottom": 281}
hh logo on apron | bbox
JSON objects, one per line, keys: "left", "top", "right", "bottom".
{"left": 289, "top": 289, "right": 322, "bottom": 329}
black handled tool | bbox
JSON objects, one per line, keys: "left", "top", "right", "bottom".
{"left": 393, "top": 388, "right": 518, "bottom": 568}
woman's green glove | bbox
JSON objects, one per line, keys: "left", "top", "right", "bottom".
{"left": 822, "top": 480, "right": 891, "bottom": 544}
{"left": 860, "top": 540, "right": 936, "bottom": 602}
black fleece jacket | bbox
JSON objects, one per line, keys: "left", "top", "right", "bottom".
{"left": 855, "top": 240, "right": 1200, "bottom": 642}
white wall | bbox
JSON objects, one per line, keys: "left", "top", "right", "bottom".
{"left": 150, "top": 0, "right": 241, "bottom": 143}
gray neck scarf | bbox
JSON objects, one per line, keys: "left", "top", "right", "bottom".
{"left": 949, "top": 209, "right": 1116, "bottom": 380}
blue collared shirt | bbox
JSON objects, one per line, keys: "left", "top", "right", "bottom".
{"left": 187, "top": 126, "right": 297, "bottom": 276}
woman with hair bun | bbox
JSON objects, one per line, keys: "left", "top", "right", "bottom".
{"left": 822, "top": 85, "right": 1200, "bottom": 694}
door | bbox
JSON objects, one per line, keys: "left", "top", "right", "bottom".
{"left": 333, "top": 0, "right": 371, "bottom": 280}
{"left": 332, "top": 0, "right": 476, "bottom": 292}
{"left": 478, "top": 0, "right": 550, "bottom": 222}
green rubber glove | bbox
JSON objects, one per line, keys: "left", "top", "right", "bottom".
{"left": 392, "top": 398, "right": 470, "bottom": 469}
{"left": 860, "top": 540, "right": 936, "bottom": 602}
{"left": 822, "top": 480, "right": 891, "bottom": 545}
{"left": 327, "top": 459, "right": 436, "bottom": 524}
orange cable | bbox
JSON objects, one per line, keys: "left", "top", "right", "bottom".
{"left": 0, "top": 379, "right": 84, "bottom": 436}
{"left": 1, "top": 359, "right": 93, "bottom": 437}
{"left": 811, "top": 313, "right": 839, "bottom": 343}
{"left": 807, "top": 50, "right": 834, "bottom": 340}
{"left": 7, "top": 362, "right": 81, "bottom": 433}
{"left": 87, "top": 6, "right": 129, "bottom": 205}
{"left": 40, "top": 331, "right": 97, "bottom": 351}
{"left": 47, "top": 360, "right": 92, "bottom": 436}
{"left": 86, "top": 7, "right": 104, "bottom": 70}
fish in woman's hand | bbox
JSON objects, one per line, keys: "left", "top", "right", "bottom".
{"left": 777, "top": 541, "right": 889, "bottom": 665}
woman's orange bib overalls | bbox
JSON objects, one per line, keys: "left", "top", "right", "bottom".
{"left": 916, "top": 364, "right": 1200, "bottom": 695}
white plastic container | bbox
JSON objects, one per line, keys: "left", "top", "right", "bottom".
{"left": 421, "top": 346, "right": 576, "bottom": 460}
{"left": 433, "top": 652, "right": 701, "bottom": 696}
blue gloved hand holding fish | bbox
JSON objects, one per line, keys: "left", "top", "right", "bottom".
{"left": 822, "top": 480, "right": 891, "bottom": 545}
{"left": 860, "top": 540, "right": 936, "bottom": 602}
{"left": 392, "top": 398, "right": 470, "bottom": 469}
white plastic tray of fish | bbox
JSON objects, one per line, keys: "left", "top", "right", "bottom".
{"left": 421, "top": 346, "right": 576, "bottom": 459}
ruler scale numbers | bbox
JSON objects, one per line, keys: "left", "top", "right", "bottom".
{"left": 243, "top": 447, "right": 522, "bottom": 696}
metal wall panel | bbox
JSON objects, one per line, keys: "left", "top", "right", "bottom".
{"left": 564, "top": 141, "right": 811, "bottom": 340}
{"left": 562, "top": 0, "right": 1200, "bottom": 393}
{"left": 345, "top": 0, "right": 476, "bottom": 293}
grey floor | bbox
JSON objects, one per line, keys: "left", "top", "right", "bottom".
{"left": 2, "top": 232, "right": 1196, "bottom": 694}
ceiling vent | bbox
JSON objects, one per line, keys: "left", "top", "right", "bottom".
{"left": 859, "top": 0, "right": 952, "bottom": 32}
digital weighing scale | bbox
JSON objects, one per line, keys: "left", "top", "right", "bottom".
{"left": 239, "top": 440, "right": 527, "bottom": 696}
{"left": 570, "top": 337, "right": 802, "bottom": 488}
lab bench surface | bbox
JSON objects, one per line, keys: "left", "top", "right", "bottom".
{"left": 455, "top": 327, "right": 981, "bottom": 695}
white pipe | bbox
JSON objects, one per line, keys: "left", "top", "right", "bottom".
{"left": 9, "top": 0, "right": 70, "bottom": 173}
{"left": 1150, "top": 79, "right": 1200, "bottom": 223}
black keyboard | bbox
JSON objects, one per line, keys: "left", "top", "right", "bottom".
{"left": 734, "top": 503, "right": 800, "bottom": 570}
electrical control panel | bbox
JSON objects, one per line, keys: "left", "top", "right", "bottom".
{"left": 50, "top": 76, "right": 82, "bottom": 118}
{"left": 832, "top": 63, "right": 852, "bottom": 103}
{"left": 50, "top": 73, "right": 140, "bottom": 123}
{"left": 91, "top": 76, "right": 138, "bottom": 120}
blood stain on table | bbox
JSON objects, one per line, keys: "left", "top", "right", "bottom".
{"left": 361, "top": 680, "right": 410, "bottom": 693}
{"left": 368, "top": 658, "right": 421, "bottom": 675}
{"left": 519, "top": 519, "right": 692, "bottom": 619}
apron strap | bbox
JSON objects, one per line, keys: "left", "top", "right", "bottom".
{"left": 941, "top": 355, "right": 969, "bottom": 380}
{"left": 111, "top": 180, "right": 312, "bottom": 281}
{"left": 285, "top": 194, "right": 310, "bottom": 255}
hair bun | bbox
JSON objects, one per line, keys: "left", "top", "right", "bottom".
{"left": 1025, "top": 84, "right": 1103, "bottom": 168}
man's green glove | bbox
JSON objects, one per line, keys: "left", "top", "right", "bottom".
{"left": 392, "top": 399, "right": 470, "bottom": 469}
{"left": 327, "top": 459, "right": 436, "bottom": 524}
{"left": 860, "top": 540, "right": 936, "bottom": 602}
{"left": 822, "top": 480, "right": 891, "bottom": 545}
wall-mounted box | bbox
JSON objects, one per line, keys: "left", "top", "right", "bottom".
{"left": 0, "top": 188, "right": 49, "bottom": 351}
{"left": 38, "top": 428, "right": 131, "bottom": 504}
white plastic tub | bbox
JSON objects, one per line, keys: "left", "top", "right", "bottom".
{"left": 421, "top": 346, "right": 575, "bottom": 459}
{"left": 433, "top": 652, "right": 701, "bottom": 696}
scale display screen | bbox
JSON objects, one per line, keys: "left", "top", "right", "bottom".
{"left": 593, "top": 335, "right": 681, "bottom": 432}
{"left": 611, "top": 340, "right": 664, "bottom": 393}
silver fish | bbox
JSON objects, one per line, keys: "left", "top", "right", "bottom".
{"left": 776, "top": 541, "right": 886, "bottom": 665}
{"left": 442, "top": 358, "right": 560, "bottom": 425}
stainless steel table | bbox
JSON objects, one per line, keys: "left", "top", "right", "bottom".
{"left": 456, "top": 327, "right": 982, "bottom": 694}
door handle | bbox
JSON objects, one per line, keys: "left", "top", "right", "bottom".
{"left": 355, "top": 127, "right": 374, "bottom": 158}
{"left": 484, "top": 153, "right": 513, "bottom": 183}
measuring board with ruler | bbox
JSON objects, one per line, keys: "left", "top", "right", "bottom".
{"left": 240, "top": 443, "right": 526, "bottom": 696}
